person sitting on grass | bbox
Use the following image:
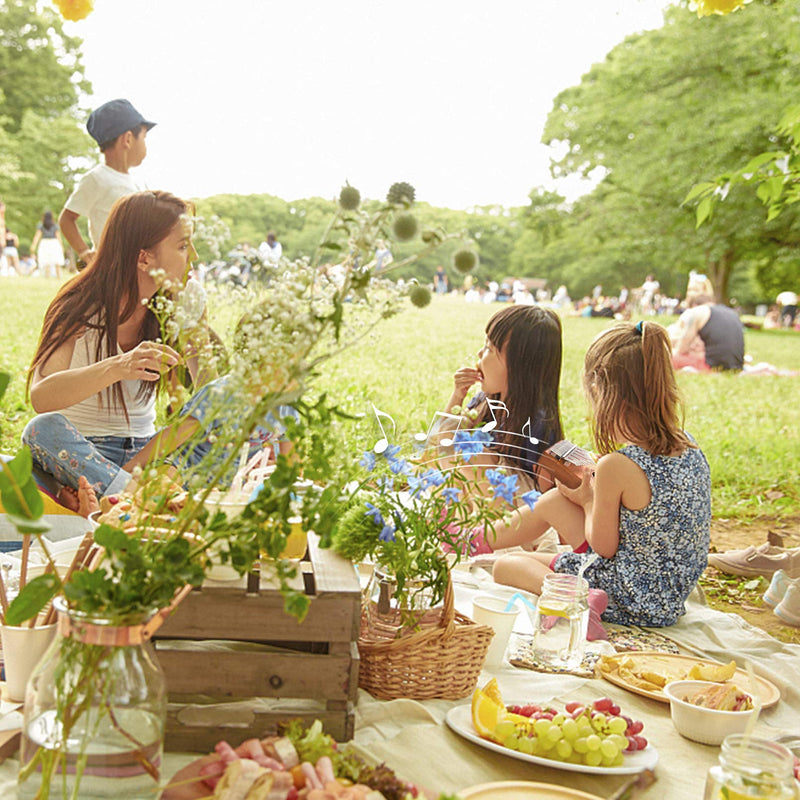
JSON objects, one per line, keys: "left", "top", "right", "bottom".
{"left": 475, "top": 321, "right": 711, "bottom": 628}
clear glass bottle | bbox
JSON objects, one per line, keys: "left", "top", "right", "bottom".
{"left": 531, "top": 573, "right": 589, "bottom": 670}
{"left": 703, "top": 734, "right": 799, "bottom": 800}
{"left": 18, "top": 598, "right": 167, "bottom": 800}
{"left": 363, "top": 566, "right": 437, "bottom": 635}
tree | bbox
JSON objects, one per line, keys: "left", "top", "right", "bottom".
{"left": 540, "top": 0, "right": 800, "bottom": 304}
{"left": 0, "top": 0, "right": 93, "bottom": 249}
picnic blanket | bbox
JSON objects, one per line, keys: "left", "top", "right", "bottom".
{"left": 0, "top": 566, "right": 797, "bottom": 798}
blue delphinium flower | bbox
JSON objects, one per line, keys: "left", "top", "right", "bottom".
{"left": 452, "top": 429, "right": 492, "bottom": 462}
{"left": 360, "top": 451, "right": 377, "bottom": 471}
{"left": 365, "top": 502, "right": 383, "bottom": 526}
{"left": 379, "top": 523, "right": 396, "bottom": 542}
{"left": 487, "top": 469, "right": 518, "bottom": 505}
{"left": 407, "top": 473, "right": 426, "bottom": 498}
{"left": 382, "top": 444, "right": 402, "bottom": 461}
{"left": 421, "top": 467, "right": 446, "bottom": 489}
{"left": 389, "top": 458, "right": 412, "bottom": 476}
{"left": 521, "top": 489, "right": 542, "bottom": 511}
{"left": 378, "top": 475, "right": 394, "bottom": 492}
{"left": 442, "top": 487, "right": 461, "bottom": 505}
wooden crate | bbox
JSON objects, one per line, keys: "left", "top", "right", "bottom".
{"left": 153, "top": 533, "right": 361, "bottom": 752}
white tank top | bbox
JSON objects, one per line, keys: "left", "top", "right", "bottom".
{"left": 60, "top": 328, "right": 156, "bottom": 438}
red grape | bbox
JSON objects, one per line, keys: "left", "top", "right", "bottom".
{"left": 633, "top": 735, "right": 648, "bottom": 751}
{"left": 593, "top": 697, "right": 613, "bottom": 712}
{"left": 609, "top": 703, "right": 621, "bottom": 716}
{"left": 627, "top": 720, "right": 644, "bottom": 735}
{"left": 565, "top": 701, "right": 583, "bottom": 714}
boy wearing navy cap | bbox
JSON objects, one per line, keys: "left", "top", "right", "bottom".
{"left": 59, "top": 99, "right": 156, "bottom": 268}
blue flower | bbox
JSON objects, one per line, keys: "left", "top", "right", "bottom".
{"left": 421, "top": 468, "right": 446, "bottom": 489}
{"left": 407, "top": 473, "right": 426, "bottom": 498}
{"left": 382, "top": 444, "right": 402, "bottom": 461}
{"left": 360, "top": 451, "right": 377, "bottom": 471}
{"left": 487, "top": 469, "right": 518, "bottom": 505}
{"left": 365, "top": 502, "right": 384, "bottom": 526}
{"left": 389, "top": 458, "right": 412, "bottom": 476}
{"left": 442, "top": 487, "right": 461, "bottom": 504}
{"left": 452, "top": 429, "right": 492, "bottom": 462}
{"left": 379, "top": 524, "right": 396, "bottom": 542}
{"left": 378, "top": 475, "right": 394, "bottom": 492}
{"left": 521, "top": 489, "right": 542, "bottom": 511}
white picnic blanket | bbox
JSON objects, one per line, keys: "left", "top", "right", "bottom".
{"left": 0, "top": 574, "right": 797, "bottom": 798}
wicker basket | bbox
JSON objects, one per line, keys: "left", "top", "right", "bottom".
{"left": 357, "top": 578, "right": 494, "bottom": 700}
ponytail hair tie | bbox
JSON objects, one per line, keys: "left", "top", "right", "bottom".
{"left": 635, "top": 320, "right": 644, "bottom": 335}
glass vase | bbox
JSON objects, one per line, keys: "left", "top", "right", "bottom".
{"left": 363, "top": 566, "right": 440, "bottom": 636}
{"left": 18, "top": 598, "right": 167, "bottom": 800}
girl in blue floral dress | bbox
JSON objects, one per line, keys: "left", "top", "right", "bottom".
{"left": 490, "top": 320, "right": 711, "bottom": 627}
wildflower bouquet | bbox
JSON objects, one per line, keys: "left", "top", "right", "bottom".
{"left": 329, "top": 426, "right": 538, "bottom": 627}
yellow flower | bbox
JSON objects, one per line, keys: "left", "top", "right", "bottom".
{"left": 691, "top": 0, "right": 750, "bottom": 17}
{"left": 53, "top": 0, "right": 94, "bottom": 22}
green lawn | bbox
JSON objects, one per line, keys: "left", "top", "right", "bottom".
{"left": 1, "top": 279, "right": 798, "bottom": 521}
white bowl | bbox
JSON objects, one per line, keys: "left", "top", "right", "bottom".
{"left": 664, "top": 680, "right": 758, "bottom": 746}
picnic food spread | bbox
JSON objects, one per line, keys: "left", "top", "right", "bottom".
{"left": 167, "top": 720, "right": 425, "bottom": 800}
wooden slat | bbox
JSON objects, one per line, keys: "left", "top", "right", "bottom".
{"left": 157, "top": 648, "right": 356, "bottom": 700}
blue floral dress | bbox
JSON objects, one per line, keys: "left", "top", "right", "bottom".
{"left": 552, "top": 440, "right": 711, "bottom": 627}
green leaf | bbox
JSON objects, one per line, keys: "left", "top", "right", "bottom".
{"left": 683, "top": 181, "right": 715, "bottom": 205}
{"left": 695, "top": 196, "right": 713, "bottom": 228}
{"left": 0, "top": 372, "right": 9, "bottom": 403}
{"left": 0, "top": 449, "right": 44, "bottom": 521}
{"left": 319, "top": 242, "right": 342, "bottom": 251}
{"left": 742, "top": 151, "right": 782, "bottom": 174}
{"left": 5, "top": 574, "right": 60, "bottom": 626}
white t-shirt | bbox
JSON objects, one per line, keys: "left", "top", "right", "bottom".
{"left": 64, "top": 164, "right": 140, "bottom": 248}
{"left": 61, "top": 327, "right": 156, "bottom": 438}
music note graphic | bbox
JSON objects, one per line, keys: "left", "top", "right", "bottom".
{"left": 371, "top": 404, "right": 397, "bottom": 454}
{"left": 480, "top": 398, "right": 510, "bottom": 433}
{"left": 414, "top": 411, "right": 465, "bottom": 447}
{"left": 521, "top": 417, "right": 539, "bottom": 445}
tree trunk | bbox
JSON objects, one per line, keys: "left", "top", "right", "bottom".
{"left": 706, "top": 250, "right": 734, "bottom": 304}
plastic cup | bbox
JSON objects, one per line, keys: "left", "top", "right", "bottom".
{"left": 1, "top": 623, "right": 57, "bottom": 702}
{"left": 472, "top": 595, "right": 520, "bottom": 668}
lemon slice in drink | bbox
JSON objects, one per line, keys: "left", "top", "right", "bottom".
{"left": 538, "top": 601, "right": 570, "bottom": 618}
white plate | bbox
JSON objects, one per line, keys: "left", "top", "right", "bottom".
{"left": 460, "top": 782, "right": 603, "bottom": 800}
{"left": 445, "top": 704, "right": 659, "bottom": 776}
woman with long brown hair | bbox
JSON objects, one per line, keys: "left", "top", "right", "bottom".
{"left": 22, "top": 190, "right": 192, "bottom": 499}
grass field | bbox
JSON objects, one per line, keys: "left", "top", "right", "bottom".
{"left": 1, "top": 278, "right": 799, "bottom": 521}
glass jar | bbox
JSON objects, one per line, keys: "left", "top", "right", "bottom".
{"left": 704, "top": 735, "right": 799, "bottom": 800}
{"left": 363, "top": 567, "right": 438, "bottom": 636}
{"left": 531, "top": 573, "right": 589, "bottom": 670}
{"left": 18, "top": 598, "right": 167, "bottom": 800}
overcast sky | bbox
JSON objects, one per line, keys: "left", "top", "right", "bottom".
{"left": 72, "top": 0, "right": 674, "bottom": 209}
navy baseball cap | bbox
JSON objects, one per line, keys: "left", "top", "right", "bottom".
{"left": 86, "top": 99, "right": 156, "bottom": 145}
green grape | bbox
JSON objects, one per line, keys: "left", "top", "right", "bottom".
{"left": 591, "top": 713, "right": 607, "bottom": 731}
{"left": 533, "top": 718, "right": 552, "bottom": 737}
{"left": 577, "top": 723, "right": 594, "bottom": 738}
{"left": 517, "top": 736, "right": 535, "bottom": 755}
{"left": 607, "top": 716, "right": 627, "bottom": 735}
{"left": 573, "top": 737, "right": 589, "bottom": 754}
{"left": 495, "top": 720, "right": 516, "bottom": 739}
{"left": 611, "top": 753, "right": 625, "bottom": 767}
{"left": 600, "top": 738, "right": 620, "bottom": 760}
{"left": 561, "top": 718, "right": 578, "bottom": 741}
{"left": 545, "top": 724, "right": 563, "bottom": 744}
{"left": 556, "top": 740, "right": 573, "bottom": 760}
{"left": 552, "top": 713, "right": 566, "bottom": 726}
{"left": 568, "top": 753, "right": 583, "bottom": 765}
{"left": 608, "top": 733, "right": 629, "bottom": 751}
{"left": 503, "top": 734, "right": 520, "bottom": 750}
{"left": 586, "top": 734, "right": 602, "bottom": 752}
{"left": 584, "top": 749, "right": 603, "bottom": 767}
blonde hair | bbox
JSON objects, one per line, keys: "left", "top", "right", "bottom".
{"left": 583, "top": 321, "right": 692, "bottom": 456}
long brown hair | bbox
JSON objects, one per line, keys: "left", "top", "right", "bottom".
{"left": 584, "top": 321, "right": 692, "bottom": 456}
{"left": 475, "top": 305, "right": 564, "bottom": 470}
{"left": 28, "top": 190, "right": 190, "bottom": 413}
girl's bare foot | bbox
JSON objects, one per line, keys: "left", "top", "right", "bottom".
{"left": 78, "top": 476, "right": 100, "bottom": 518}
{"left": 56, "top": 485, "right": 80, "bottom": 512}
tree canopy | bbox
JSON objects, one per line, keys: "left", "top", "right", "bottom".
{"left": 0, "top": 0, "right": 93, "bottom": 248}
{"left": 524, "top": 0, "right": 800, "bottom": 303}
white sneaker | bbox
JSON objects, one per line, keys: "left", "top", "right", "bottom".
{"left": 764, "top": 570, "right": 792, "bottom": 607}
{"left": 774, "top": 584, "right": 800, "bottom": 627}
